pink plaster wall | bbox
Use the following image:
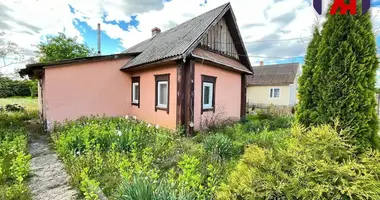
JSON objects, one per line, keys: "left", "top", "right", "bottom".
{"left": 194, "top": 62, "right": 242, "bottom": 130}
{"left": 43, "top": 58, "right": 132, "bottom": 128}
{"left": 129, "top": 64, "right": 177, "bottom": 129}
{"left": 41, "top": 74, "right": 47, "bottom": 123}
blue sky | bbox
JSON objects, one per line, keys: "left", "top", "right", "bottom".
{"left": 69, "top": 4, "right": 140, "bottom": 55}
{"left": 1, "top": 0, "right": 380, "bottom": 83}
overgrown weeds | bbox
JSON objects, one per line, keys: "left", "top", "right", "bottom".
{"left": 52, "top": 113, "right": 294, "bottom": 199}
{"left": 0, "top": 109, "right": 36, "bottom": 200}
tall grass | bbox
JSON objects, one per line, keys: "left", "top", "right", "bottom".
{"left": 52, "top": 113, "right": 294, "bottom": 199}
{"left": 0, "top": 97, "right": 37, "bottom": 200}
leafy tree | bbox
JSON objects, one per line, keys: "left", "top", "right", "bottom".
{"left": 375, "top": 88, "right": 380, "bottom": 94}
{"left": 296, "top": 26, "right": 321, "bottom": 127}
{"left": 306, "top": 1, "right": 380, "bottom": 151}
{"left": 36, "top": 32, "right": 94, "bottom": 62}
{"left": 0, "top": 77, "right": 36, "bottom": 97}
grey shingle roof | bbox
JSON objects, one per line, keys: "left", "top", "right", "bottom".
{"left": 121, "top": 3, "right": 234, "bottom": 69}
{"left": 247, "top": 63, "right": 299, "bottom": 86}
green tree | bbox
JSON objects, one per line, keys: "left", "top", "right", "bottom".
{"left": 36, "top": 32, "right": 94, "bottom": 62}
{"left": 311, "top": 1, "right": 380, "bottom": 151}
{"left": 296, "top": 26, "right": 321, "bottom": 127}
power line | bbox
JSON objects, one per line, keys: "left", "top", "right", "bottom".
{"left": 243, "top": 37, "right": 311, "bottom": 43}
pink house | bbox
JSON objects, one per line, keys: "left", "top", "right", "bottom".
{"left": 20, "top": 3, "right": 253, "bottom": 135}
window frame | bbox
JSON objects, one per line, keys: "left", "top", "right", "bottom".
{"left": 131, "top": 77, "right": 140, "bottom": 107}
{"left": 155, "top": 74, "right": 170, "bottom": 114}
{"left": 201, "top": 75, "right": 217, "bottom": 114}
{"left": 269, "top": 88, "right": 280, "bottom": 99}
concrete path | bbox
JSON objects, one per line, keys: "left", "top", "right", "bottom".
{"left": 27, "top": 124, "right": 78, "bottom": 200}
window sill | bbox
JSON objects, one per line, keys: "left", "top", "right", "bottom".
{"left": 156, "top": 106, "right": 168, "bottom": 111}
{"left": 202, "top": 108, "right": 214, "bottom": 112}
{"left": 132, "top": 102, "right": 139, "bottom": 106}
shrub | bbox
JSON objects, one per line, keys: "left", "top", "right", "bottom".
{"left": 203, "top": 134, "right": 239, "bottom": 162}
{"left": 256, "top": 109, "right": 274, "bottom": 120}
{"left": 117, "top": 176, "right": 196, "bottom": 200}
{"left": 216, "top": 125, "right": 380, "bottom": 200}
{"left": 249, "top": 129, "right": 290, "bottom": 150}
{"left": 0, "top": 77, "right": 37, "bottom": 98}
{"left": 4, "top": 104, "right": 26, "bottom": 112}
{"left": 0, "top": 110, "right": 32, "bottom": 200}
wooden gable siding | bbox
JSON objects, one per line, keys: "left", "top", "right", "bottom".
{"left": 200, "top": 17, "right": 239, "bottom": 60}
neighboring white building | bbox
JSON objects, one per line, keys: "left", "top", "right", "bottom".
{"left": 246, "top": 62, "right": 301, "bottom": 106}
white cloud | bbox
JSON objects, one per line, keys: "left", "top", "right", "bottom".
{"left": 1, "top": 0, "right": 380, "bottom": 76}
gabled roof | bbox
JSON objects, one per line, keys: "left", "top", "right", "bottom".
{"left": 121, "top": 3, "right": 252, "bottom": 73}
{"left": 247, "top": 63, "right": 299, "bottom": 86}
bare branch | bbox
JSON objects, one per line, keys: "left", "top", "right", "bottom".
{"left": 0, "top": 33, "right": 26, "bottom": 69}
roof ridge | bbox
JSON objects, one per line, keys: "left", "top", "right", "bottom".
{"left": 123, "top": 3, "right": 230, "bottom": 53}
{"left": 155, "top": 3, "right": 230, "bottom": 36}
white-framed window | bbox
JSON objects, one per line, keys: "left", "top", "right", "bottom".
{"left": 157, "top": 81, "right": 168, "bottom": 108}
{"left": 270, "top": 88, "right": 280, "bottom": 98}
{"left": 155, "top": 74, "right": 170, "bottom": 113}
{"left": 201, "top": 75, "right": 217, "bottom": 113}
{"left": 132, "top": 82, "right": 139, "bottom": 104}
{"left": 203, "top": 82, "right": 213, "bottom": 109}
{"left": 131, "top": 77, "right": 140, "bottom": 107}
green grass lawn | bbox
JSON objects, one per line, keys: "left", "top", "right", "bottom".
{"left": 0, "top": 97, "right": 38, "bottom": 111}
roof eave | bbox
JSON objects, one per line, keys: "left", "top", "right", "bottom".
{"left": 120, "top": 55, "right": 183, "bottom": 71}
{"left": 226, "top": 7, "right": 252, "bottom": 73}
{"left": 247, "top": 81, "right": 295, "bottom": 86}
{"left": 190, "top": 54, "right": 252, "bottom": 74}
{"left": 19, "top": 53, "right": 137, "bottom": 79}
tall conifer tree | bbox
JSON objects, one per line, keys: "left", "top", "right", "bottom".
{"left": 309, "top": 0, "right": 379, "bottom": 151}
{"left": 296, "top": 27, "right": 321, "bottom": 127}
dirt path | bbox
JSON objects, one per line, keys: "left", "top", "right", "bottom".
{"left": 27, "top": 124, "right": 78, "bottom": 200}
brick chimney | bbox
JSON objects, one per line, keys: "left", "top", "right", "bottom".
{"left": 260, "top": 61, "right": 264, "bottom": 66}
{"left": 152, "top": 27, "right": 161, "bottom": 37}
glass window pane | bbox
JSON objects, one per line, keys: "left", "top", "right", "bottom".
{"left": 204, "top": 86, "right": 210, "bottom": 104}
{"left": 159, "top": 83, "right": 168, "bottom": 105}
{"left": 134, "top": 85, "right": 139, "bottom": 101}
{"left": 274, "top": 89, "right": 279, "bottom": 97}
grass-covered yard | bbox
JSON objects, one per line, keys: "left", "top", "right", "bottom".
{"left": 0, "top": 97, "right": 38, "bottom": 111}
